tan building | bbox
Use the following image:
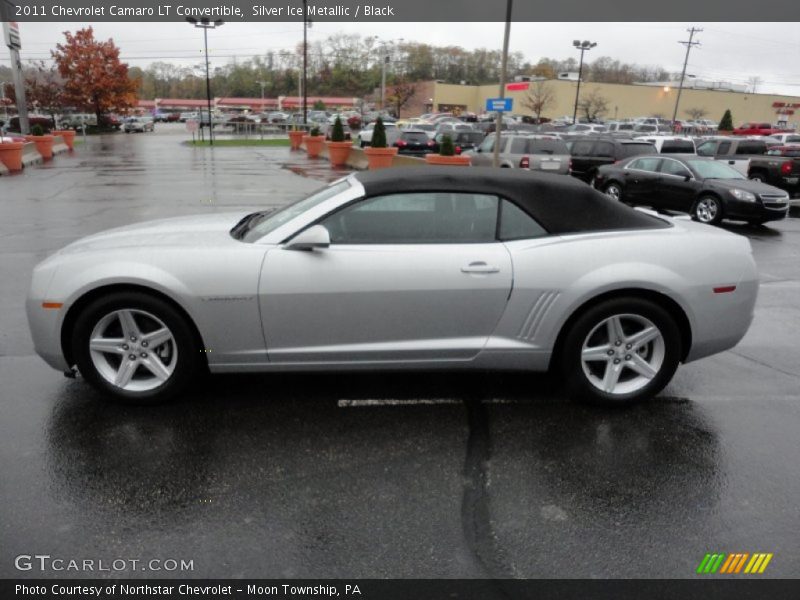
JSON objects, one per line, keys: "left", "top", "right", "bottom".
{"left": 429, "top": 79, "right": 800, "bottom": 126}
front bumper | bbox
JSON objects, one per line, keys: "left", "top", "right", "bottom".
{"left": 725, "top": 197, "right": 790, "bottom": 222}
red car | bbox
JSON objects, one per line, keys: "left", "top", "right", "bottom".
{"left": 733, "top": 122, "right": 791, "bottom": 136}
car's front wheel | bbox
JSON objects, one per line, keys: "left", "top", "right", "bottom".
{"left": 603, "top": 182, "right": 623, "bottom": 202}
{"left": 560, "top": 297, "right": 681, "bottom": 405}
{"left": 692, "top": 195, "right": 723, "bottom": 225}
{"left": 72, "top": 292, "right": 203, "bottom": 404}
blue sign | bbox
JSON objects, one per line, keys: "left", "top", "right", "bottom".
{"left": 486, "top": 97, "right": 513, "bottom": 112}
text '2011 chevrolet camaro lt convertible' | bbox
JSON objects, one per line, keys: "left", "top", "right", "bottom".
{"left": 27, "top": 168, "right": 758, "bottom": 405}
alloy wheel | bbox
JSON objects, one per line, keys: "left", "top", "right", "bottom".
{"left": 695, "top": 197, "right": 719, "bottom": 223}
{"left": 88, "top": 308, "right": 178, "bottom": 392}
{"left": 580, "top": 313, "right": 665, "bottom": 395}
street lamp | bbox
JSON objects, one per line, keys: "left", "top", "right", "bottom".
{"left": 572, "top": 39, "right": 597, "bottom": 125}
{"left": 186, "top": 16, "right": 224, "bottom": 146}
{"left": 0, "top": 81, "right": 8, "bottom": 121}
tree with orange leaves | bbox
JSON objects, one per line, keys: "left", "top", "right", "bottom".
{"left": 52, "top": 27, "right": 139, "bottom": 127}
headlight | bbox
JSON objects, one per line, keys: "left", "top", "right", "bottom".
{"left": 729, "top": 188, "right": 756, "bottom": 202}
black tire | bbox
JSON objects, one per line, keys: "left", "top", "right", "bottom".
{"left": 71, "top": 291, "right": 203, "bottom": 405}
{"left": 748, "top": 173, "right": 765, "bottom": 183}
{"left": 559, "top": 297, "right": 681, "bottom": 405}
{"left": 692, "top": 195, "right": 723, "bottom": 225}
{"left": 603, "top": 181, "right": 624, "bottom": 203}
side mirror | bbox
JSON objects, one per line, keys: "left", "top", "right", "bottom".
{"left": 683, "top": 174, "right": 692, "bottom": 182}
{"left": 285, "top": 225, "right": 330, "bottom": 251}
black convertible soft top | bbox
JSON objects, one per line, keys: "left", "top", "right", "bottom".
{"left": 354, "top": 167, "right": 670, "bottom": 234}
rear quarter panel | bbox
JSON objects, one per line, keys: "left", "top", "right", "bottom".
{"left": 490, "top": 223, "right": 757, "bottom": 368}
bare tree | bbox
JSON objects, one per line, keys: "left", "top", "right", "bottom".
{"left": 520, "top": 80, "right": 555, "bottom": 121}
{"left": 685, "top": 107, "right": 708, "bottom": 120}
{"left": 577, "top": 88, "right": 609, "bottom": 122}
{"left": 387, "top": 78, "right": 416, "bottom": 118}
{"left": 747, "top": 76, "right": 762, "bottom": 93}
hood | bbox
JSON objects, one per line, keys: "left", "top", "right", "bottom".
{"left": 56, "top": 211, "right": 251, "bottom": 256}
{"left": 706, "top": 178, "right": 787, "bottom": 196}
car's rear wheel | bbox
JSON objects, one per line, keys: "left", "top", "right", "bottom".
{"left": 560, "top": 297, "right": 681, "bottom": 405}
{"left": 72, "top": 292, "right": 202, "bottom": 404}
{"left": 692, "top": 195, "right": 723, "bottom": 225}
{"left": 748, "top": 173, "right": 765, "bottom": 183}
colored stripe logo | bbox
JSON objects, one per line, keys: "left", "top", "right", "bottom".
{"left": 696, "top": 552, "right": 773, "bottom": 574}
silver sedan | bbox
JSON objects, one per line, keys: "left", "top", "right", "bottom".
{"left": 27, "top": 168, "right": 758, "bottom": 405}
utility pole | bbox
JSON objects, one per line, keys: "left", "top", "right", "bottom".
{"left": 492, "top": 0, "right": 513, "bottom": 168}
{"left": 672, "top": 27, "right": 702, "bottom": 131}
{"left": 257, "top": 81, "right": 267, "bottom": 100}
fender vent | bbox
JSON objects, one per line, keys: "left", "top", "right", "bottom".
{"left": 517, "top": 291, "right": 560, "bottom": 341}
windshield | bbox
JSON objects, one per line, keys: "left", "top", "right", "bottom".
{"left": 686, "top": 160, "right": 745, "bottom": 180}
{"left": 239, "top": 180, "right": 351, "bottom": 243}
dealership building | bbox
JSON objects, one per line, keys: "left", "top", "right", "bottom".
{"left": 426, "top": 78, "right": 800, "bottom": 125}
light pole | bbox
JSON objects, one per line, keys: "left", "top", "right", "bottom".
{"left": 257, "top": 81, "right": 267, "bottom": 100}
{"left": 572, "top": 40, "right": 596, "bottom": 125}
{"left": 0, "top": 81, "right": 8, "bottom": 121}
{"left": 492, "top": 0, "right": 513, "bottom": 169}
{"left": 378, "top": 38, "right": 403, "bottom": 113}
{"left": 186, "top": 17, "right": 224, "bottom": 146}
{"left": 301, "top": 0, "right": 309, "bottom": 125}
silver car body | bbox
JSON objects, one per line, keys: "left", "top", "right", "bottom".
{"left": 28, "top": 172, "right": 758, "bottom": 379}
{"left": 469, "top": 133, "right": 571, "bottom": 174}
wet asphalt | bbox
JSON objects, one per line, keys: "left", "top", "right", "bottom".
{"left": 1, "top": 125, "right": 799, "bottom": 579}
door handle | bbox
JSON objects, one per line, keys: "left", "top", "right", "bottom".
{"left": 461, "top": 262, "right": 500, "bottom": 274}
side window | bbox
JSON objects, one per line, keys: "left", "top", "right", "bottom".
{"left": 594, "top": 142, "right": 615, "bottom": 158}
{"left": 498, "top": 200, "right": 547, "bottom": 240}
{"left": 736, "top": 142, "right": 766, "bottom": 155}
{"left": 510, "top": 138, "right": 528, "bottom": 154}
{"left": 321, "top": 193, "right": 499, "bottom": 244}
{"left": 628, "top": 157, "right": 661, "bottom": 172}
{"left": 478, "top": 136, "right": 495, "bottom": 153}
{"left": 660, "top": 159, "right": 691, "bottom": 178}
{"left": 717, "top": 141, "right": 731, "bottom": 155}
{"left": 571, "top": 141, "right": 594, "bottom": 156}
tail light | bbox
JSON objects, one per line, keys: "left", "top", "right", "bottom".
{"left": 519, "top": 155, "right": 530, "bottom": 169}
{"left": 780, "top": 162, "right": 793, "bottom": 175}
{"left": 396, "top": 140, "right": 407, "bottom": 147}
{"left": 455, "top": 146, "right": 462, "bottom": 154}
{"left": 427, "top": 140, "right": 435, "bottom": 146}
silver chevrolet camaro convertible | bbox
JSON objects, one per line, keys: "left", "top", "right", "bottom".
{"left": 27, "top": 167, "right": 758, "bottom": 405}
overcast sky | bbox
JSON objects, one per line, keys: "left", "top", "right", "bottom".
{"left": 4, "top": 21, "right": 799, "bottom": 96}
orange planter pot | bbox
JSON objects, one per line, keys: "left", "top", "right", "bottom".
{"left": 364, "top": 146, "right": 398, "bottom": 170}
{"left": 25, "top": 135, "right": 55, "bottom": 160}
{"left": 425, "top": 154, "right": 471, "bottom": 166}
{"left": 288, "top": 130, "right": 305, "bottom": 150}
{"left": 52, "top": 130, "right": 77, "bottom": 151}
{"left": 0, "top": 142, "right": 25, "bottom": 171}
{"left": 303, "top": 135, "right": 326, "bottom": 158}
{"left": 326, "top": 141, "right": 352, "bottom": 166}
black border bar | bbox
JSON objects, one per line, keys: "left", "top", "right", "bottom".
{"left": 3, "top": 0, "right": 800, "bottom": 22}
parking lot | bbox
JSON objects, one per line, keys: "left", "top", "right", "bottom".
{"left": 1, "top": 128, "right": 799, "bottom": 579}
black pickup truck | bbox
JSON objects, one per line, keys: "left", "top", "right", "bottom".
{"left": 696, "top": 138, "right": 800, "bottom": 197}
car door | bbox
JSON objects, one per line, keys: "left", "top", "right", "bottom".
{"left": 656, "top": 158, "right": 698, "bottom": 211}
{"left": 621, "top": 156, "right": 663, "bottom": 205}
{"left": 258, "top": 191, "right": 513, "bottom": 364}
{"left": 569, "top": 140, "right": 596, "bottom": 181}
